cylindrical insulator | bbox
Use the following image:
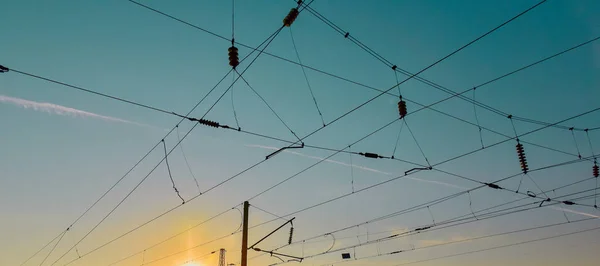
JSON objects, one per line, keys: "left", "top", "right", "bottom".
{"left": 288, "top": 227, "right": 294, "bottom": 245}
{"left": 283, "top": 8, "right": 299, "bottom": 27}
{"left": 398, "top": 100, "right": 407, "bottom": 118}
{"left": 516, "top": 143, "right": 528, "bottom": 174}
{"left": 199, "top": 119, "right": 220, "bottom": 128}
{"left": 593, "top": 164, "right": 599, "bottom": 178}
{"left": 228, "top": 46, "right": 239, "bottom": 68}
{"left": 363, "top": 152, "right": 379, "bottom": 159}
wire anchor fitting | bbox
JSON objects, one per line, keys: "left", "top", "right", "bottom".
{"left": 266, "top": 143, "right": 304, "bottom": 160}
{"left": 485, "top": 183, "right": 502, "bottom": 190}
{"left": 404, "top": 167, "right": 432, "bottom": 175}
{"left": 283, "top": 8, "right": 299, "bottom": 27}
{"left": 228, "top": 46, "right": 240, "bottom": 68}
{"left": 397, "top": 96, "right": 407, "bottom": 119}
{"left": 0, "top": 65, "right": 9, "bottom": 73}
{"left": 358, "top": 152, "right": 387, "bottom": 159}
{"left": 177, "top": 114, "right": 234, "bottom": 130}
{"left": 516, "top": 141, "right": 529, "bottom": 174}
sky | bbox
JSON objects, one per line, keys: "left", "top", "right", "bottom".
{"left": 1, "top": 0, "right": 600, "bottom": 266}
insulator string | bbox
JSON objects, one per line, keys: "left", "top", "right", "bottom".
{"left": 283, "top": 7, "right": 300, "bottom": 27}
{"left": 162, "top": 140, "right": 185, "bottom": 204}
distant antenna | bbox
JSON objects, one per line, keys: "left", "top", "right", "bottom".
{"left": 219, "top": 249, "right": 226, "bottom": 266}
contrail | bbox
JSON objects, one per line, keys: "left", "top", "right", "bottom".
{"left": 0, "top": 94, "right": 150, "bottom": 127}
{"left": 551, "top": 206, "right": 600, "bottom": 219}
{"left": 245, "top": 144, "right": 466, "bottom": 189}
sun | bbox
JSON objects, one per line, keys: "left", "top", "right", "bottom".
{"left": 181, "top": 262, "right": 203, "bottom": 266}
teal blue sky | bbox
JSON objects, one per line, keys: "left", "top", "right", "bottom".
{"left": 2, "top": 1, "right": 600, "bottom": 266}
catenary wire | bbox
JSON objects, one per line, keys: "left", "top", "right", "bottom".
{"left": 262, "top": 156, "right": 596, "bottom": 255}
{"left": 4, "top": 2, "right": 592, "bottom": 266}
{"left": 234, "top": 68, "right": 302, "bottom": 142}
{"left": 58, "top": 6, "right": 317, "bottom": 266}
{"left": 300, "top": 1, "right": 600, "bottom": 134}
{"left": 112, "top": 143, "right": 595, "bottom": 266}
{"left": 176, "top": 125, "right": 202, "bottom": 194}
{"left": 11, "top": 2, "right": 588, "bottom": 264}
{"left": 122, "top": 0, "right": 599, "bottom": 134}
{"left": 321, "top": 216, "right": 599, "bottom": 266}
{"left": 266, "top": 188, "right": 598, "bottom": 265}
{"left": 289, "top": 27, "right": 326, "bottom": 126}
{"left": 104, "top": 207, "right": 236, "bottom": 266}
{"left": 54, "top": 22, "right": 288, "bottom": 266}
{"left": 394, "top": 225, "right": 600, "bottom": 266}
{"left": 6, "top": 23, "right": 598, "bottom": 169}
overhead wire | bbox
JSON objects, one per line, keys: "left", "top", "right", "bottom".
{"left": 234, "top": 68, "right": 302, "bottom": 142}
{"left": 267, "top": 188, "right": 599, "bottom": 265}
{"left": 5, "top": 12, "right": 596, "bottom": 175}
{"left": 244, "top": 104, "right": 600, "bottom": 222}
{"left": 38, "top": 230, "right": 68, "bottom": 266}
{"left": 391, "top": 120, "right": 404, "bottom": 159}
{"left": 123, "top": 0, "right": 600, "bottom": 164}
{"left": 20, "top": 65, "right": 231, "bottom": 266}
{"left": 586, "top": 129, "right": 599, "bottom": 208}
{"left": 113, "top": 145, "right": 596, "bottom": 266}
{"left": 300, "top": 0, "right": 600, "bottom": 134}
{"left": 231, "top": 70, "right": 241, "bottom": 130}
{"left": 162, "top": 139, "right": 186, "bottom": 204}
{"left": 123, "top": 0, "right": 600, "bottom": 134}
{"left": 262, "top": 156, "right": 597, "bottom": 256}
{"left": 176, "top": 125, "right": 202, "bottom": 194}
{"left": 265, "top": 0, "right": 553, "bottom": 164}
{"left": 59, "top": 5, "right": 318, "bottom": 266}
{"left": 321, "top": 217, "right": 599, "bottom": 266}
{"left": 54, "top": 21, "right": 289, "bottom": 266}
{"left": 31, "top": 69, "right": 600, "bottom": 266}
{"left": 289, "top": 27, "right": 326, "bottom": 126}
{"left": 403, "top": 118, "right": 430, "bottom": 167}
{"left": 472, "top": 88, "right": 485, "bottom": 148}
{"left": 251, "top": 204, "right": 288, "bottom": 222}
{"left": 394, "top": 225, "right": 600, "bottom": 266}
{"left": 18, "top": 230, "right": 67, "bottom": 266}
{"left": 9, "top": 3, "right": 596, "bottom": 264}
{"left": 104, "top": 207, "right": 236, "bottom": 266}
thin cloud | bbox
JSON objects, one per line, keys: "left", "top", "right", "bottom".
{"left": 246, "top": 144, "right": 466, "bottom": 189}
{"left": 0, "top": 94, "right": 149, "bottom": 127}
{"left": 419, "top": 235, "right": 471, "bottom": 246}
{"left": 550, "top": 206, "right": 600, "bottom": 218}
